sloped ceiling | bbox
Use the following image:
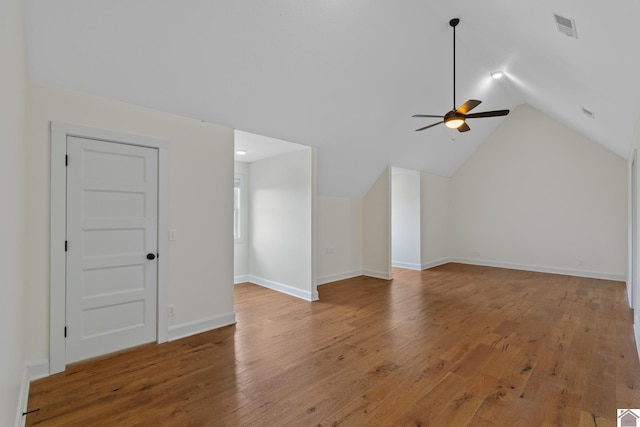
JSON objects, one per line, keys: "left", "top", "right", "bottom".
{"left": 24, "top": 1, "right": 640, "bottom": 196}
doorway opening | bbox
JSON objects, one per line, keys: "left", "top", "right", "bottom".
{"left": 232, "top": 130, "right": 317, "bottom": 301}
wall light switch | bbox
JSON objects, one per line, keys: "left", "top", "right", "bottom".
{"left": 169, "top": 229, "right": 178, "bottom": 241}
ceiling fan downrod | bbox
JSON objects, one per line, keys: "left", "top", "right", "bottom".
{"left": 450, "top": 18, "right": 459, "bottom": 111}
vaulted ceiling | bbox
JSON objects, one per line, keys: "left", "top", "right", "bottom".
{"left": 24, "top": 1, "right": 640, "bottom": 196}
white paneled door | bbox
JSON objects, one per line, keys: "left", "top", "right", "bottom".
{"left": 66, "top": 136, "right": 158, "bottom": 363}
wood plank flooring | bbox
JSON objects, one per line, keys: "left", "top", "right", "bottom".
{"left": 26, "top": 264, "right": 640, "bottom": 426}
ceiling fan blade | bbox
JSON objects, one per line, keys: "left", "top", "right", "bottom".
{"left": 465, "top": 109, "right": 510, "bottom": 119}
{"left": 415, "top": 121, "right": 444, "bottom": 131}
{"left": 458, "top": 122, "right": 470, "bottom": 132}
{"left": 412, "top": 114, "right": 445, "bottom": 118}
{"left": 457, "top": 99, "right": 481, "bottom": 114}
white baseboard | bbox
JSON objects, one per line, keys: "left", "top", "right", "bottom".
{"left": 27, "top": 360, "right": 50, "bottom": 382}
{"left": 421, "top": 258, "right": 453, "bottom": 270}
{"left": 234, "top": 274, "right": 250, "bottom": 285}
{"left": 168, "top": 312, "right": 237, "bottom": 341}
{"left": 362, "top": 269, "right": 393, "bottom": 280}
{"left": 635, "top": 319, "right": 640, "bottom": 366}
{"left": 453, "top": 258, "right": 626, "bottom": 282}
{"left": 15, "top": 359, "right": 50, "bottom": 427}
{"left": 16, "top": 366, "right": 28, "bottom": 427}
{"left": 317, "top": 270, "right": 363, "bottom": 285}
{"left": 249, "top": 275, "right": 318, "bottom": 301}
{"left": 391, "top": 261, "right": 422, "bottom": 270}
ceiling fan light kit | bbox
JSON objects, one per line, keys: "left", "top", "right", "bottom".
{"left": 444, "top": 111, "right": 465, "bottom": 129}
{"left": 413, "top": 18, "right": 510, "bottom": 134}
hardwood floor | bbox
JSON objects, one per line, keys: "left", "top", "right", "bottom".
{"left": 26, "top": 264, "right": 640, "bottom": 426}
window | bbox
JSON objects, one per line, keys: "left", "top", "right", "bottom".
{"left": 234, "top": 177, "right": 241, "bottom": 241}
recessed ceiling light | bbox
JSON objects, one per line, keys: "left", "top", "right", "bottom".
{"left": 236, "top": 149, "right": 247, "bottom": 155}
{"left": 491, "top": 71, "right": 504, "bottom": 80}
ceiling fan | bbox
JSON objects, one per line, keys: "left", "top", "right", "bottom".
{"left": 413, "top": 18, "right": 509, "bottom": 133}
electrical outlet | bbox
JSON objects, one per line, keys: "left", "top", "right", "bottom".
{"left": 168, "top": 305, "right": 175, "bottom": 317}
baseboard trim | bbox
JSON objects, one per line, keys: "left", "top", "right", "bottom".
{"left": 15, "top": 359, "right": 50, "bottom": 427}
{"left": 27, "top": 360, "right": 50, "bottom": 381}
{"left": 168, "top": 312, "right": 237, "bottom": 341}
{"left": 249, "top": 275, "right": 318, "bottom": 301}
{"left": 317, "top": 270, "right": 363, "bottom": 285}
{"left": 362, "top": 269, "right": 393, "bottom": 280}
{"left": 234, "top": 274, "right": 250, "bottom": 285}
{"left": 635, "top": 320, "right": 640, "bottom": 365}
{"left": 421, "top": 258, "right": 453, "bottom": 270}
{"left": 16, "top": 366, "right": 28, "bottom": 427}
{"left": 391, "top": 261, "right": 422, "bottom": 271}
{"left": 452, "top": 258, "right": 626, "bottom": 282}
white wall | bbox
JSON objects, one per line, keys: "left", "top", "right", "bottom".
{"left": 25, "top": 84, "right": 236, "bottom": 363}
{"left": 362, "top": 167, "right": 392, "bottom": 279}
{"left": 452, "top": 104, "right": 627, "bottom": 280}
{"left": 249, "top": 149, "right": 316, "bottom": 300}
{"left": 1, "top": 0, "right": 27, "bottom": 424}
{"left": 421, "top": 172, "right": 451, "bottom": 268}
{"left": 391, "top": 168, "right": 421, "bottom": 270}
{"left": 316, "top": 196, "right": 363, "bottom": 284}
{"left": 234, "top": 161, "right": 250, "bottom": 282}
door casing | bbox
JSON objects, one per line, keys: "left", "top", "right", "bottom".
{"left": 50, "top": 122, "right": 170, "bottom": 374}
{"left": 632, "top": 153, "right": 637, "bottom": 311}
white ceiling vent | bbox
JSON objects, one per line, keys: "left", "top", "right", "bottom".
{"left": 554, "top": 14, "right": 578, "bottom": 38}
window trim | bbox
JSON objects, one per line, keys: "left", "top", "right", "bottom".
{"left": 234, "top": 172, "right": 247, "bottom": 243}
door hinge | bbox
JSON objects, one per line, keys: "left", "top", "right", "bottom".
{"left": 65, "top": 241, "right": 68, "bottom": 252}
{"left": 64, "top": 326, "right": 67, "bottom": 338}
{"left": 65, "top": 155, "right": 68, "bottom": 166}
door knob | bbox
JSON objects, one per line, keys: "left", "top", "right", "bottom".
{"left": 146, "top": 253, "right": 156, "bottom": 260}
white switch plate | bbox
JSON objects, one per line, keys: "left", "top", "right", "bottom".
{"left": 169, "top": 229, "right": 178, "bottom": 241}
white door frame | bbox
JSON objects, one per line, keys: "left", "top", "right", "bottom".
{"left": 632, "top": 151, "right": 638, "bottom": 312}
{"left": 50, "top": 122, "right": 170, "bottom": 374}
